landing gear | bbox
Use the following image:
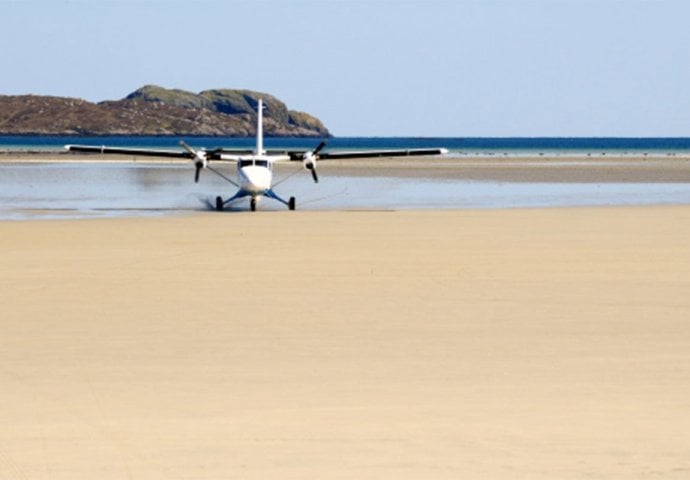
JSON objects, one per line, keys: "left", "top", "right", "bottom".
{"left": 215, "top": 192, "right": 294, "bottom": 212}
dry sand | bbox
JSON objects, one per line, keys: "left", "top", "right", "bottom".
{"left": 2, "top": 207, "right": 690, "bottom": 479}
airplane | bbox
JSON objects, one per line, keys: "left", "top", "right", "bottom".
{"left": 65, "top": 99, "right": 448, "bottom": 211}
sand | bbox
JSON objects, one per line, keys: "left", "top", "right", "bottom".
{"left": 2, "top": 206, "right": 690, "bottom": 479}
{"left": 4, "top": 151, "right": 690, "bottom": 183}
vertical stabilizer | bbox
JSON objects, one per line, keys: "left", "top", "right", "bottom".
{"left": 256, "top": 98, "right": 264, "bottom": 155}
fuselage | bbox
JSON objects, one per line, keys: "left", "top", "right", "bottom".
{"left": 237, "top": 158, "right": 273, "bottom": 193}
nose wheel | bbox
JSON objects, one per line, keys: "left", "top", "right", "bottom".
{"left": 289, "top": 197, "right": 296, "bottom": 211}
{"left": 215, "top": 196, "right": 223, "bottom": 211}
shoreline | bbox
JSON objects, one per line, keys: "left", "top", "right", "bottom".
{"left": 3, "top": 152, "right": 690, "bottom": 183}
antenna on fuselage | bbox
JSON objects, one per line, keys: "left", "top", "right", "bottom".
{"left": 255, "top": 98, "right": 265, "bottom": 156}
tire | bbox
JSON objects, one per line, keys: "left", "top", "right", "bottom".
{"left": 288, "top": 197, "right": 296, "bottom": 211}
{"left": 250, "top": 198, "right": 257, "bottom": 212}
{"left": 215, "top": 196, "right": 223, "bottom": 212}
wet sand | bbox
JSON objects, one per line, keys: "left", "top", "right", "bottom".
{"left": 3, "top": 151, "right": 690, "bottom": 182}
{"left": 2, "top": 207, "right": 690, "bottom": 479}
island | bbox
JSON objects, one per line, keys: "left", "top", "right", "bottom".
{"left": 0, "top": 85, "right": 331, "bottom": 137}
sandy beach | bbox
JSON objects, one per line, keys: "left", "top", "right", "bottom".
{"left": 2, "top": 205, "right": 690, "bottom": 479}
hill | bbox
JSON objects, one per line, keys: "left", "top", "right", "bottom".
{"left": 0, "top": 85, "right": 330, "bottom": 137}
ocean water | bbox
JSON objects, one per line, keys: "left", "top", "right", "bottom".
{"left": 3, "top": 135, "right": 690, "bottom": 155}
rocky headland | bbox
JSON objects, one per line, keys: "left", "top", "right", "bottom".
{"left": 0, "top": 85, "right": 330, "bottom": 137}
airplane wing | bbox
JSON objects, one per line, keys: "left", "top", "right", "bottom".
{"left": 64, "top": 144, "right": 250, "bottom": 162}
{"left": 318, "top": 148, "right": 448, "bottom": 159}
{"left": 66, "top": 144, "right": 448, "bottom": 160}
{"left": 286, "top": 147, "right": 448, "bottom": 161}
{"left": 65, "top": 143, "right": 449, "bottom": 185}
{"left": 65, "top": 144, "right": 195, "bottom": 159}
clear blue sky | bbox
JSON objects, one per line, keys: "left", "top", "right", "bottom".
{"left": 3, "top": 0, "right": 690, "bottom": 137}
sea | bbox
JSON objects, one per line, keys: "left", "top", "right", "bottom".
{"left": 3, "top": 135, "right": 690, "bottom": 156}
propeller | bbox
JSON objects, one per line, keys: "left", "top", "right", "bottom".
{"left": 304, "top": 141, "right": 327, "bottom": 183}
{"left": 180, "top": 141, "right": 208, "bottom": 183}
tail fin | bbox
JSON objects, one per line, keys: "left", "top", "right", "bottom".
{"left": 255, "top": 98, "right": 264, "bottom": 155}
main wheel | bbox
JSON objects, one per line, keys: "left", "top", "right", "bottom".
{"left": 250, "top": 197, "right": 257, "bottom": 212}
{"left": 288, "top": 197, "right": 296, "bottom": 211}
{"left": 215, "top": 196, "right": 223, "bottom": 212}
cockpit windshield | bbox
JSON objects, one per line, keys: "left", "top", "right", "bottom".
{"left": 238, "top": 159, "right": 271, "bottom": 169}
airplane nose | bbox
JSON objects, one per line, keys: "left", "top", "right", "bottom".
{"left": 241, "top": 166, "right": 272, "bottom": 192}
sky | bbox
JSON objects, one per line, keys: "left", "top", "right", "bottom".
{"left": 2, "top": 0, "right": 690, "bottom": 137}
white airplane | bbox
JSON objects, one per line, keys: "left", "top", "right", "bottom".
{"left": 65, "top": 99, "right": 448, "bottom": 211}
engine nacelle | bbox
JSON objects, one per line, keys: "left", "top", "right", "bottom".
{"left": 303, "top": 152, "right": 316, "bottom": 171}
{"left": 195, "top": 151, "right": 208, "bottom": 168}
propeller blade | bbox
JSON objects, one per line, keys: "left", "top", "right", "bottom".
{"left": 313, "top": 140, "right": 327, "bottom": 155}
{"left": 179, "top": 140, "right": 196, "bottom": 157}
{"left": 194, "top": 162, "right": 202, "bottom": 183}
{"left": 311, "top": 167, "right": 319, "bottom": 183}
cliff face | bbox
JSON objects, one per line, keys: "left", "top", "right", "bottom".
{"left": 0, "top": 85, "right": 331, "bottom": 137}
